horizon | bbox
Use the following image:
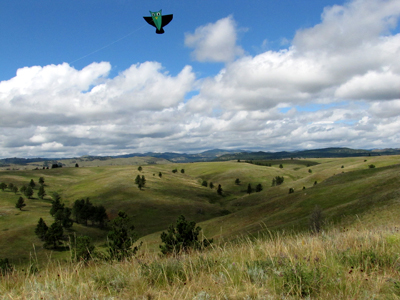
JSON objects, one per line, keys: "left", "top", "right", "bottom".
{"left": 1, "top": 146, "right": 399, "bottom": 160}
{"left": 1, "top": 0, "right": 400, "bottom": 158}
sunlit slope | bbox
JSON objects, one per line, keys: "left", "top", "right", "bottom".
{"left": 0, "top": 155, "right": 399, "bottom": 264}
{"left": 198, "top": 162, "right": 400, "bottom": 240}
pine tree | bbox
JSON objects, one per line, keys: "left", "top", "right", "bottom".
{"left": 235, "top": 178, "right": 241, "bottom": 185}
{"left": 24, "top": 186, "right": 34, "bottom": 199}
{"left": 107, "top": 211, "right": 140, "bottom": 261}
{"left": 39, "top": 177, "right": 45, "bottom": 185}
{"left": 12, "top": 186, "right": 18, "bottom": 194}
{"left": 38, "top": 185, "right": 46, "bottom": 199}
{"left": 35, "top": 218, "right": 48, "bottom": 241}
{"left": 159, "top": 215, "right": 213, "bottom": 255}
{"left": 247, "top": 184, "right": 252, "bottom": 194}
{"left": 135, "top": 175, "right": 141, "bottom": 185}
{"left": 15, "top": 197, "right": 26, "bottom": 210}
{"left": 44, "top": 222, "right": 64, "bottom": 249}
{"left": 29, "top": 179, "right": 36, "bottom": 189}
{"left": 0, "top": 183, "right": 6, "bottom": 191}
{"left": 256, "top": 183, "right": 263, "bottom": 192}
{"left": 217, "top": 184, "right": 223, "bottom": 195}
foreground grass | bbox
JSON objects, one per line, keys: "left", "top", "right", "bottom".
{"left": 2, "top": 208, "right": 400, "bottom": 299}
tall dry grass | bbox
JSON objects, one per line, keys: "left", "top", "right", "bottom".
{"left": 2, "top": 215, "right": 400, "bottom": 299}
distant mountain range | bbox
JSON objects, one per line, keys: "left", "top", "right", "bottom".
{"left": 1, "top": 147, "right": 400, "bottom": 166}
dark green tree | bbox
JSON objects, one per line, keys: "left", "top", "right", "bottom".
{"left": 29, "top": 179, "right": 36, "bottom": 189}
{"left": 235, "top": 178, "right": 241, "bottom": 185}
{"left": 209, "top": 182, "right": 214, "bottom": 189}
{"left": 75, "top": 163, "right": 79, "bottom": 167}
{"left": 181, "top": 169, "right": 185, "bottom": 174}
{"left": 38, "top": 185, "right": 46, "bottom": 199}
{"left": 172, "top": 169, "right": 178, "bottom": 173}
{"left": 279, "top": 164, "right": 283, "bottom": 169}
{"left": 159, "top": 172, "right": 162, "bottom": 178}
{"left": 0, "top": 183, "right": 7, "bottom": 191}
{"left": 272, "top": 176, "right": 284, "bottom": 186}
{"left": 50, "top": 194, "right": 64, "bottom": 216}
{"left": 44, "top": 222, "right": 64, "bottom": 249}
{"left": 256, "top": 183, "right": 263, "bottom": 192}
{"left": 8, "top": 183, "right": 14, "bottom": 190}
{"left": 93, "top": 205, "right": 108, "bottom": 228}
{"left": 24, "top": 186, "right": 34, "bottom": 199}
{"left": 308, "top": 169, "right": 312, "bottom": 173}
{"left": 141, "top": 175, "right": 146, "bottom": 186}
{"left": 134, "top": 175, "right": 141, "bottom": 185}
{"left": 71, "top": 235, "right": 95, "bottom": 262}
{"left": 138, "top": 166, "right": 142, "bottom": 172}
{"left": 289, "top": 188, "right": 294, "bottom": 194}
{"left": 20, "top": 185, "right": 27, "bottom": 194}
{"left": 159, "top": 215, "right": 213, "bottom": 255}
{"left": 55, "top": 207, "right": 73, "bottom": 229}
{"left": 201, "top": 180, "right": 208, "bottom": 187}
{"left": 217, "top": 184, "right": 223, "bottom": 195}
{"left": 35, "top": 218, "right": 48, "bottom": 241}
{"left": 12, "top": 185, "right": 18, "bottom": 194}
{"left": 247, "top": 184, "right": 252, "bottom": 194}
{"left": 107, "top": 211, "right": 140, "bottom": 261}
{"left": 39, "top": 177, "right": 45, "bottom": 186}
{"left": 15, "top": 197, "right": 26, "bottom": 210}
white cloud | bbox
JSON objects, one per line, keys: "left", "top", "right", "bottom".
{"left": 1, "top": 0, "right": 400, "bottom": 158}
{"left": 184, "top": 15, "right": 244, "bottom": 63}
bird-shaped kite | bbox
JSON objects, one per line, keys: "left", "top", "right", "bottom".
{"left": 143, "top": 10, "right": 173, "bottom": 34}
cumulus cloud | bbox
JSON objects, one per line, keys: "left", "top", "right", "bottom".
{"left": 1, "top": 0, "right": 400, "bottom": 158}
{"left": 184, "top": 15, "right": 244, "bottom": 63}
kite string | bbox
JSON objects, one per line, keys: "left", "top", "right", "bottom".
{"left": 69, "top": 24, "right": 147, "bottom": 65}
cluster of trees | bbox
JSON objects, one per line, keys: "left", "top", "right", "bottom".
{"left": 235, "top": 178, "right": 263, "bottom": 194}
{"left": 271, "top": 176, "right": 284, "bottom": 186}
{"left": 34, "top": 193, "right": 108, "bottom": 249}
{"left": 72, "top": 198, "right": 108, "bottom": 228}
{"left": 135, "top": 175, "right": 146, "bottom": 190}
{"left": 1, "top": 177, "right": 47, "bottom": 211}
{"left": 247, "top": 183, "right": 263, "bottom": 194}
{"left": 201, "top": 180, "right": 222, "bottom": 195}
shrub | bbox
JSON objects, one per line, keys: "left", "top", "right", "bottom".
{"left": 369, "top": 164, "right": 376, "bottom": 169}
{"left": 159, "top": 215, "right": 213, "bottom": 255}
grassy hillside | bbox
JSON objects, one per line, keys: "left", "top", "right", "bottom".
{"left": 2, "top": 204, "right": 400, "bottom": 299}
{"left": 0, "top": 155, "right": 399, "bottom": 266}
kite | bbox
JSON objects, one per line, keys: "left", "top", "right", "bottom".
{"left": 143, "top": 10, "right": 173, "bottom": 34}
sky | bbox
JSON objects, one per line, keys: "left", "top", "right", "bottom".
{"left": 0, "top": 0, "right": 399, "bottom": 158}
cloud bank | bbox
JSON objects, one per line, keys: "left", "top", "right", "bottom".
{"left": 1, "top": 0, "right": 400, "bottom": 158}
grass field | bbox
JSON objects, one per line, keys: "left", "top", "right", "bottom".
{"left": 1, "top": 155, "right": 400, "bottom": 298}
{"left": 0, "top": 155, "right": 399, "bottom": 266}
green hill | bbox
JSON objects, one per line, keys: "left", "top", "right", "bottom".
{"left": 0, "top": 155, "right": 399, "bottom": 265}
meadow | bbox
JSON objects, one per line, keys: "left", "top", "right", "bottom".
{"left": 0, "top": 155, "right": 399, "bottom": 298}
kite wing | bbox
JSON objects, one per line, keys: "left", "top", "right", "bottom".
{"left": 161, "top": 14, "right": 173, "bottom": 27}
{"left": 143, "top": 16, "right": 156, "bottom": 28}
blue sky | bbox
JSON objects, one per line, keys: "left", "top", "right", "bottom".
{"left": 0, "top": 0, "right": 400, "bottom": 158}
